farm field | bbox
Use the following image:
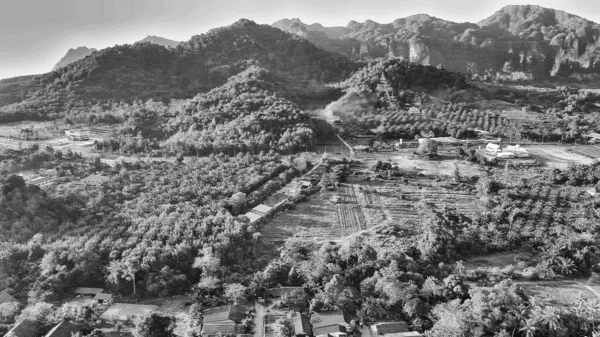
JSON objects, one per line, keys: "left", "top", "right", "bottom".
{"left": 0, "top": 120, "right": 54, "bottom": 137}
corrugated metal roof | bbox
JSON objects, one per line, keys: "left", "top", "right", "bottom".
{"left": 74, "top": 287, "right": 104, "bottom": 294}
{"left": 5, "top": 319, "right": 40, "bottom": 337}
{"left": 311, "top": 310, "right": 352, "bottom": 328}
{"left": 372, "top": 322, "right": 409, "bottom": 334}
{"left": 94, "top": 293, "right": 112, "bottom": 301}
{"left": 252, "top": 204, "right": 272, "bottom": 214}
{"left": 292, "top": 313, "right": 311, "bottom": 335}
{"left": 44, "top": 320, "right": 78, "bottom": 337}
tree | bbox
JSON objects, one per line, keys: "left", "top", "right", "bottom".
{"left": 125, "top": 258, "right": 141, "bottom": 297}
{"left": 251, "top": 232, "right": 262, "bottom": 258}
{"left": 415, "top": 139, "right": 437, "bottom": 159}
{"left": 452, "top": 161, "right": 460, "bottom": 182}
{"left": 0, "top": 302, "right": 20, "bottom": 324}
{"left": 554, "top": 256, "right": 576, "bottom": 276}
{"left": 224, "top": 283, "right": 247, "bottom": 304}
{"left": 539, "top": 306, "right": 562, "bottom": 337}
{"left": 519, "top": 319, "right": 538, "bottom": 337}
{"left": 133, "top": 312, "right": 176, "bottom": 337}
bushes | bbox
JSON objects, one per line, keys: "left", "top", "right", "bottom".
{"left": 0, "top": 302, "right": 20, "bottom": 324}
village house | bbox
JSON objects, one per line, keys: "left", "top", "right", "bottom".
{"left": 26, "top": 176, "right": 57, "bottom": 188}
{"left": 3, "top": 319, "right": 41, "bottom": 337}
{"left": 311, "top": 310, "right": 355, "bottom": 337}
{"left": 74, "top": 175, "right": 109, "bottom": 187}
{"left": 371, "top": 321, "right": 409, "bottom": 335}
{"left": 43, "top": 320, "right": 78, "bottom": 337}
{"left": 201, "top": 305, "right": 247, "bottom": 337}
{"left": 292, "top": 312, "right": 312, "bottom": 337}
{"left": 485, "top": 143, "right": 501, "bottom": 155}
{"left": 267, "top": 285, "right": 305, "bottom": 298}
{"left": 0, "top": 290, "right": 17, "bottom": 304}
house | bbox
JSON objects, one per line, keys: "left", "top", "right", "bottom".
{"left": 505, "top": 144, "right": 529, "bottom": 157}
{"left": 265, "top": 193, "right": 290, "bottom": 208}
{"left": 43, "top": 320, "right": 78, "bottom": 337}
{"left": 201, "top": 322, "right": 239, "bottom": 337}
{"left": 99, "top": 155, "right": 133, "bottom": 167}
{"left": 380, "top": 333, "right": 423, "bottom": 337}
{"left": 292, "top": 313, "right": 312, "bottom": 337}
{"left": 26, "top": 176, "right": 56, "bottom": 188}
{"left": 587, "top": 183, "right": 600, "bottom": 196}
{"left": 243, "top": 212, "right": 262, "bottom": 224}
{"left": 353, "top": 145, "right": 371, "bottom": 152}
{"left": 0, "top": 290, "right": 17, "bottom": 304}
{"left": 496, "top": 152, "right": 515, "bottom": 159}
{"left": 74, "top": 287, "right": 104, "bottom": 295}
{"left": 4, "top": 319, "right": 40, "bottom": 337}
{"left": 584, "top": 132, "right": 600, "bottom": 143}
{"left": 251, "top": 204, "right": 273, "bottom": 217}
{"left": 267, "top": 286, "right": 305, "bottom": 298}
{"left": 93, "top": 293, "right": 112, "bottom": 303}
{"left": 311, "top": 310, "right": 354, "bottom": 337}
{"left": 75, "top": 175, "right": 109, "bottom": 187}
{"left": 372, "top": 322, "right": 409, "bottom": 335}
{"left": 202, "top": 305, "right": 247, "bottom": 324}
{"left": 485, "top": 143, "right": 501, "bottom": 155}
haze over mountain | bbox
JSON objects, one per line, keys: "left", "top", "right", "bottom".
{"left": 52, "top": 36, "right": 182, "bottom": 71}
{"left": 272, "top": 5, "right": 600, "bottom": 80}
{"left": 52, "top": 47, "right": 98, "bottom": 70}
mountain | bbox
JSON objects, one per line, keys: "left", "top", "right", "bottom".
{"left": 138, "top": 35, "right": 181, "bottom": 48}
{"left": 52, "top": 46, "right": 97, "bottom": 70}
{"left": 272, "top": 5, "right": 600, "bottom": 80}
{"left": 0, "top": 19, "right": 358, "bottom": 121}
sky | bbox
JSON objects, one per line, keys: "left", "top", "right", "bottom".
{"left": 0, "top": 0, "right": 598, "bottom": 79}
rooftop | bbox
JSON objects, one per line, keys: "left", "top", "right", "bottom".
{"left": 203, "top": 305, "right": 246, "bottom": 324}
{"left": 372, "top": 322, "right": 409, "bottom": 334}
{"left": 243, "top": 212, "right": 262, "bottom": 224}
{"left": 0, "top": 290, "right": 17, "bottom": 304}
{"left": 94, "top": 293, "right": 112, "bottom": 301}
{"left": 43, "top": 320, "right": 78, "bottom": 337}
{"left": 252, "top": 204, "right": 273, "bottom": 215}
{"left": 313, "top": 325, "right": 346, "bottom": 336}
{"left": 74, "top": 287, "right": 104, "bottom": 295}
{"left": 267, "top": 286, "right": 304, "bottom": 297}
{"left": 292, "top": 313, "right": 311, "bottom": 335}
{"left": 202, "top": 322, "right": 239, "bottom": 335}
{"left": 5, "top": 319, "right": 40, "bottom": 337}
{"left": 311, "top": 310, "right": 353, "bottom": 328}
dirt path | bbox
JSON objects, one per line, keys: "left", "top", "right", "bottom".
{"left": 254, "top": 302, "right": 265, "bottom": 337}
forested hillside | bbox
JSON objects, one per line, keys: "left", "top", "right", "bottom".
{"left": 0, "top": 19, "right": 357, "bottom": 122}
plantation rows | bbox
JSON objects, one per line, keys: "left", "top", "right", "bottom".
{"left": 336, "top": 204, "right": 368, "bottom": 231}
{"left": 571, "top": 146, "right": 600, "bottom": 159}
{"left": 376, "top": 184, "right": 479, "bottom": 227}
{"left": 358, "top": 184, "right": 381, "bottom": 205}
{"left": 339, "top": 183, "right": 358, "bottom": 204}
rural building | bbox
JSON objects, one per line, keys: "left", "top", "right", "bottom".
{"left": 75, "top": 175, "right": 109, "bottom": 187}
{"left": 26, "top": 176, "right": 57, "bottom": 188}
{"left": 100, "top": 155, "right": 133, "bottom": 167}
{"left": 43, "top": 320, "right": 78, "bottom": 337}
{"left": 292, "top": 312, "right": 312, "bottom": 337}
{"left": 201, "top": 322, "right": 239, "bottom": 337}
{"left": 587, "top": 183, "right": 600, "bottom": 196}
{"left": 584, "top": 132, "right": 600, "bottom": 143}
{"left": 93, "top": 293, "right": 112, "bottom": 302}
{"left": 99, "top": 303, "right": 158, "bottom": 322}
{"left": 353, "top": 145, "right": 371, "bottom": 152}
{"left": 64, "top": 130, "right": 90, "bottom": 141}
{"left": 265, "top": 192, "right": 289, "bottom": 207}
{"left": 311, "top": 310, "right": 354, "bottom": 337}
{"left": 0, "top": 290, "right": 17, "bottom": 304}
{"left": 202, "top": 304, "right": 247, "bottom": 324}
{"left": 251, "top": 204, "right": 272, "bottom": 217}
{"left": 504, "top": 144, "right": 530, "bottom": 157}
{"left": 74, "top": 287, "right": 104, "bottom": 295}
{"left": 243, "top": 212, "right": 262, "bottom": 224}
{"left": 496, "top": 152, "right": 515, "bottom": 159}
{"left": 372, "top": 322, "right": 409, "bottom": 335}
{"left": 379, "top": 333, "right": 423, "bottom": 337}
{"left": 4, "top": 319, "right": 40, "bottom": 337}
{"left": 267, "top": 286, "right": 305, "bottom": 298}
{"left": 485, "top": 143, "right": 501, "bottom": 155}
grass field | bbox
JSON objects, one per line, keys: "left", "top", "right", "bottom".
{"left": 527, "top": 145, "right": 595, "bottom": 169}
{"left": 0, "top": 121, "right": 53, "bottom": 137}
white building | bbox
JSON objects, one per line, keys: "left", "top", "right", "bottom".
{"left": 485, "top": 143, "right": 501, "bottom": 155}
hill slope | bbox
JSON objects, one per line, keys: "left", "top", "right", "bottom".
{"left": 0, "top": 19, "right": 357, "bottom": 121}
{"left": 138, "top": 35, "right": 181, "bottom": 48}
{"left": 272, "top": 5, "right": 600, "bottom": 80}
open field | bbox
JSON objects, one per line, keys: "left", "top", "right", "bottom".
{"left": 515, "top": 281, "right": 597, "bottom": 306}
{"left": 526, "top": 145, "right": 595, "bottom": 169}
{"left": 0, "top": 120, "right": 54, "bottom": 137}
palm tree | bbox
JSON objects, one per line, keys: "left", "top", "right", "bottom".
{"left": 510, "top": 304, "right": 529, "bottom": 337}
{"left": 519, "top": 318, "right": 538, "bottom": 337}
{"left": 539, "top": 306, "right": 562, "bottom": 337}
{"left": 555, "top": 256, "right": 576, "bottom": 276}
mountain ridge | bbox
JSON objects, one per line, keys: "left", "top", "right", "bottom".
{"left": 272, "top": 5, "right": 600, "bottom": 80}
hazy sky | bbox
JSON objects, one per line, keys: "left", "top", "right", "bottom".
{"left": 0, "top": 0, "right": 598, "bottom": 79}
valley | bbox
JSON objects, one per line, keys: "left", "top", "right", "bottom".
{"left": 1, "top": 4, "right": 600, "bottom": 337}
